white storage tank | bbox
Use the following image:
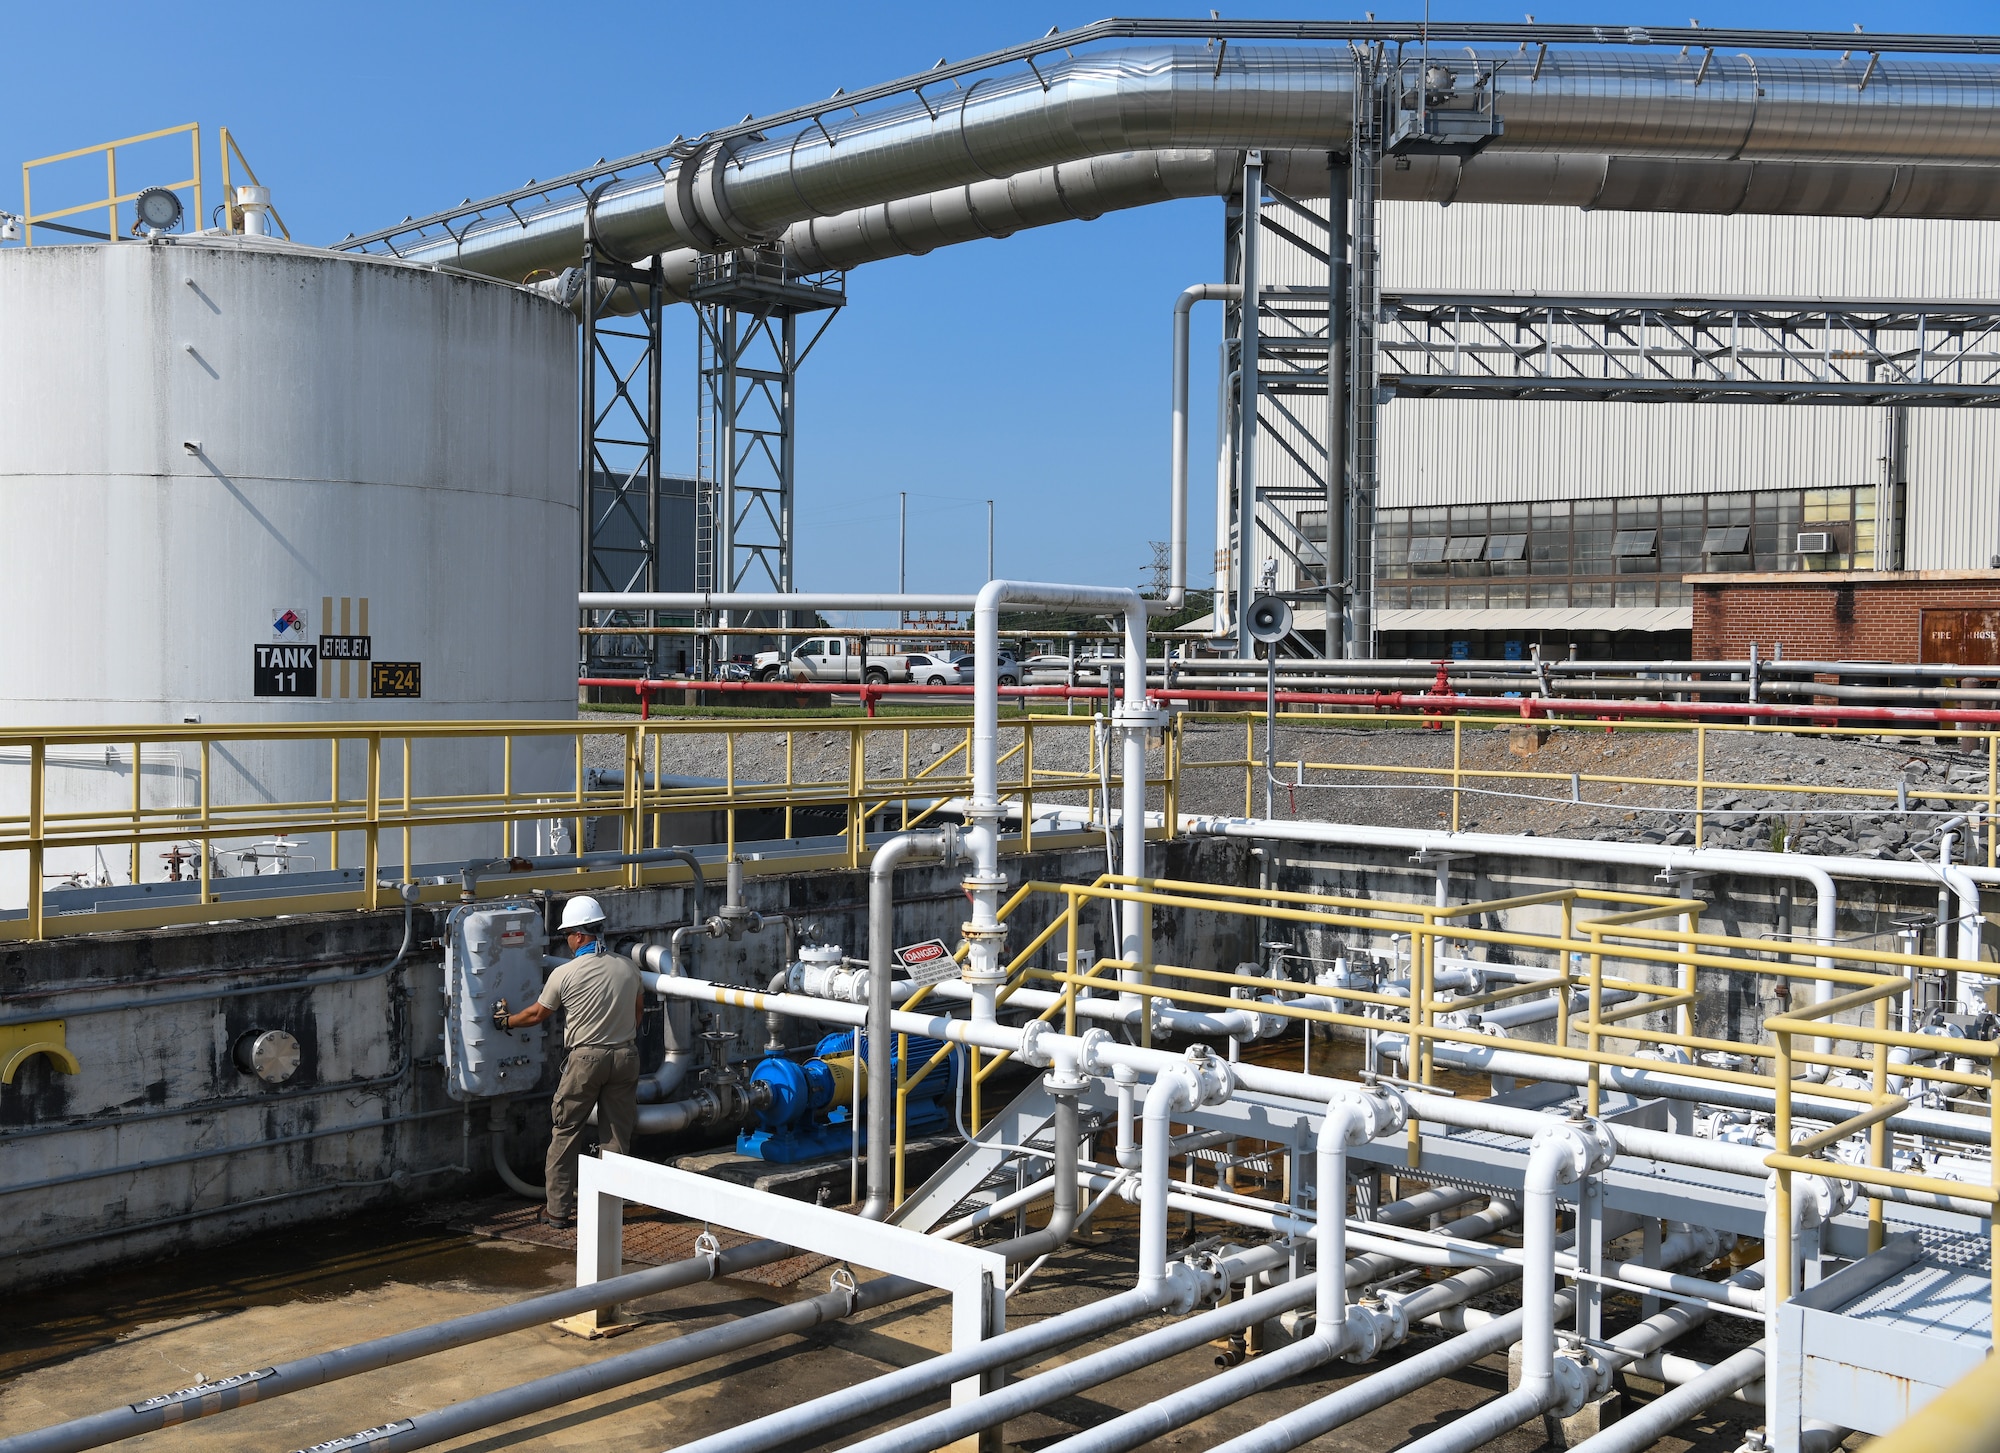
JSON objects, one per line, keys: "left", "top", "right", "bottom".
{"left": 0, "top": 234, "right": 577, "bottom": 904}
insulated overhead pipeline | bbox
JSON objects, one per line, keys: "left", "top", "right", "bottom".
{"left": 393, "top": 44, "right": 2000, "bottom": 283}
{"left": 553, "top": 141, "right": 2000, "bottom": 317}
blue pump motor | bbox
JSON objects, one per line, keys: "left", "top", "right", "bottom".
{"left": 738, "top": 1030, "right": 957, "bottom": 1163}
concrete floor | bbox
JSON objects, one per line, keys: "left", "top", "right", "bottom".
{"left": 0, "top": 1197, "right": 1772, "bottom": 1453}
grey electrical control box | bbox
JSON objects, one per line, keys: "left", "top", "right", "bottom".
{"left": 443, "top": 901, "right": 549, "bottom": 1101}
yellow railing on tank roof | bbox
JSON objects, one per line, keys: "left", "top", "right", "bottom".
{"left": 20, "top": 123, "right": 202, "bottom": 245}
{"left": 0, "top": 714, "right": 1156, "bottom": 940}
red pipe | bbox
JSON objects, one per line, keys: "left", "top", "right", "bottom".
{"left": 576, "top": 677, "right": 2000, "bottom": 728}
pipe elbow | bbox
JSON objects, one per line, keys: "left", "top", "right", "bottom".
{"left": 1142, "top": 1064, "right": 1202, "bottom": 1123}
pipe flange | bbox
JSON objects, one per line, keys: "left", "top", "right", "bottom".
{"left": 1156, "top": 1260, "right": 1205, "bottom": 1316}
{"left": 929, "top": 823, "right": 965, "bottom": 868}
{"left": 1791, "top": 1171, "right": 1854, "bottom": 1228}
{"left": 1077, "top": 1028, "right": 1116, "bottom": 1077}
{"left": 1016, "top": 1019, "right": 1055, "bottom": 1070}
{"left": 1181, "top": 1044, "right": 1236, "bottom": 1106}
{"left": 1351, "top": 1084, "right": 1410, "bottom": 1141}
{"left": 1112, "top": 703, "right": 1168, "bottom": 731}
{"left": 1577, "top": 1346, "right": 1619, "bottom": 1402}
{"left": 958, "top": 920, "right": 1009, "bottom": 979}
{"left": 1340, "top": 1297, "right": 1403, "bottom": 1363}
{"left": 1549, "top": 1350, "right": 1595, "bottom": 1418}
{"left": 1540, "top": 1114, "right": 1617, "bottom": 1179}
{"left": 1185, "top": 1250, "right": 1231, "bottom": 1305}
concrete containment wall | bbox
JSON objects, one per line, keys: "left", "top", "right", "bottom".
{"left": 1, "top": 825, "right": 1949, "bottom": 1290}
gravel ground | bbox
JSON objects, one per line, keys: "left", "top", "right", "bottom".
{"left": 1178, "top": 716, "right": 1994, "bottom": 859}
{"left": 581, "top": 708, "right": 1995, "bottom": 858}
{"left": 577, "top": 710, "right": 1139, "bottom": 818}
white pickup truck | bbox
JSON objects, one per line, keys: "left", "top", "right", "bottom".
{"left": 754, "top": 635, "right": 912, "bottom": 685}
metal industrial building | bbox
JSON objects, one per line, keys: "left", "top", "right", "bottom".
{"left": 1226, "top": 194, "right": 2000, "bottom": 662}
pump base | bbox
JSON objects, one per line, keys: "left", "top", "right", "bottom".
{"left": 737, "top": 1101, "right": 951, "bottom": 1163}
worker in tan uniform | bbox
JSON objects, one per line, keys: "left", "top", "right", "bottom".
{"left": 493, "top": 895, "right": 643, "bottom": 1228}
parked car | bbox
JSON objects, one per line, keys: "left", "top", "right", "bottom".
{"left": 754, "top": 636, "right": 912, "bottom": 685}
{"left": 953, "top": 652, "right": 1019, "bottom": 688}
{"left": 1020, "top": 654, "right": 1075, "bottom": 685}
{"left": 905, "top": 652, "right": 963, "bottom": 687}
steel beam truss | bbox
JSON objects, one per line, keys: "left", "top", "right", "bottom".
{"left": 580, "top": 246, "right": 665, "bottom": 679}
{"left": 692, "top": 250, "right": 844, "bottom": 669}
{"left": 1223, "top": 171, "right": 1349, "bottom": 661}
{"left": 1376, "top": 295, "right": 2000, "bottom": 406}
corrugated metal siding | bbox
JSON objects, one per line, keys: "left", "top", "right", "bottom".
{"left": 1238, "top": 196, "right": 2000, "bottom": 589}
{"left": 1379, "top": 400, "right": 1883, "bottom": 507}
{"left": 1380, "top": 204, "right": 2000, "bottom": 298}
{"left": 1907, "top": 412, "right": 2000, "bottom": 571}
{"left": 1376, "top": 202, "right": 2000, "bottom": 567}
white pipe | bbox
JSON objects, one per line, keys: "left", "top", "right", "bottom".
{"left": 1112, "top": 1064, "right": 1141, "bottom": 1169}
{"left": 1600, "top": 1260, "right": 1765, "bottom": 1313}
{"left": 1627, "top": 1350, "right": 1763, "bottom": 1404}
{"left": 1389, "top": 1131, "right": 1588, "bottom": 1453}
{"left": 1139, "top": 1064, "right": 1205, "bottom": 1295}
{"left": 863, "top": 828, "right": 958, "bottom": 1219}
{"left": 1184, "top": 814, "right": 1959, "bottom": 1064}
{"left": 1316, "top": 1101, "right": 1368, "bottom": 1331}
{"left": 581, "top": 582, "right": 1153, "bottom": 1009}
{"left": 972, "top": 580, "right": 1153, "bottom": 998}
{"left": 631, "top": 943, "right": 697, "bottom": 1102}
{"left": 1172, "top": 284, "right": 1241, "bottom": 619}
{"left": 645, "top": 974, "right": 1787, "bottom": 1180}
{"left": 1035, "top": 1185, "right": 1506, "bottom": 1453}
{"left": 1565, "top": 1345, "right": 1768, "bottom": 1453}
{"left": 1375, "top": 1033, "right": 1991, "bottom": 1149}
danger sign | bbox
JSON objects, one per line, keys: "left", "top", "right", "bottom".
{"left": 893, "top": 939, "right": 957, "bottom": 986}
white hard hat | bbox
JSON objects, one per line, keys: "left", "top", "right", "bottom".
{"left": 558, "top": 895, "right": 607, "bottom": 932}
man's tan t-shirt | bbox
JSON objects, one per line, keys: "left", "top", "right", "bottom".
{"left": 538, "top": 949, "right": 643, "bottom": 1049}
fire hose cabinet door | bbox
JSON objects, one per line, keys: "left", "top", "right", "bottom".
{"left": 443, "top": 903, "right": 549, "bottom": 1100}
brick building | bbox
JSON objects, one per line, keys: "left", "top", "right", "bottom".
{"left": 1690, "top": 570, "right": 2000, "bottom": 665}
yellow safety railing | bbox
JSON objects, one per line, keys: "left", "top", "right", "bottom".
{"left": 1177, "top": 709, "right": 2000, "bottom": 866}
{"left": 22, "top": 124, "right": 203, "bottom": 245}
{"left": 0, "top": 713, "right": 1156, "bottom": 941}
{"left": 890, "top": 871, "right": 1996, "bottom": 1311}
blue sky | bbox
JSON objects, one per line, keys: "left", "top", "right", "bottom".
{"left": 5, "top": 1, "right": 1993, "bottom": 601}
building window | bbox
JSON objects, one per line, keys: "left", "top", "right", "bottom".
{"left": 1374, "top": 484, "right": 1880, "bottom": 618}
